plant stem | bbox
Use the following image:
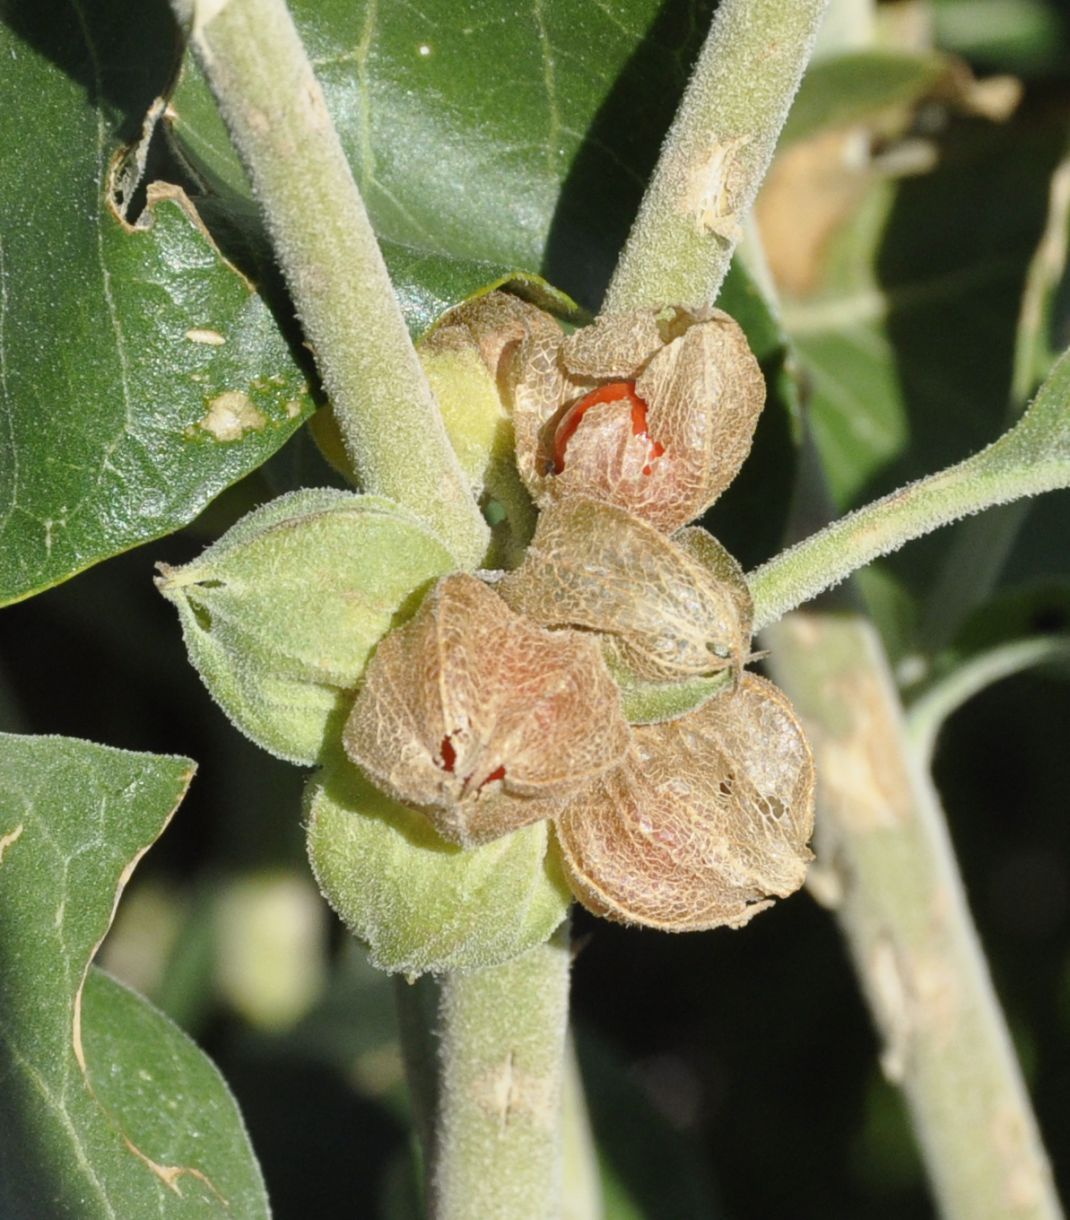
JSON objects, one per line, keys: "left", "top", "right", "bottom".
{"left": 430, "top": 926, "right": 572, "bottom": 1220}
{"left": 171, "top": 0, "right": 489, "bottom": 568}
{"left": 765, "top": 606, "right": 1062, "bottom": 1219}
{"left": 601, "top": 0, "right": 829, "bottom": 314}
{"left": 921, "top": 150, "right": 1070, "bottom": 651}
{"left": 597, "top": 1, "right": 1061, "bottom": 1194}
{"left": 561, "top": 1036, "right": 602, "bottom": 1220}
{"left": 907, "top": 636, "right": 1070, "bottom": 766}
{"left": 748, "top": 346, "right": 1070, "bottom": 632}
{"left": 393, "top": 973, "right": 440, "bottom": 1175}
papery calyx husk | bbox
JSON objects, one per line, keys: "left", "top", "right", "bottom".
{"left": 512, "top": 305, "right": 765, "bottom": 533}
{"left": 343, "top": 572, "right": 631, "bottom": 847}
{"left": 554, "top": 674, "right": 815, "bottom": 931}
{"left": 417, "top": 292, "right": 562, "bottom": 565}
{"left": 499, "top": 497, "right": 753, "bottom": 686}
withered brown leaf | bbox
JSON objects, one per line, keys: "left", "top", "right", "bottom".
{"left": 499, "top": 497, "right": 753, "bottom": 685}
{"left": 554, "top": 674, "right": 815, "bottom": 931}
{"left": 343, "top": 573, "right": 631, "bottom": 847}
{"left": 512, "top": 306, "right": 765, "bottom": 533}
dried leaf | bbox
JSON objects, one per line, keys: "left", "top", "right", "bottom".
{"left": 555, "top": 674, "right": 815, "bottom": 931}
{"left": 343, "top": 572, "right": 630, "bottom": 846}
{"left": 499, "top": 498, "right": 753, "bottom": 685}
{"left": 512, "top": 306, "right": 765, "bottom": 532}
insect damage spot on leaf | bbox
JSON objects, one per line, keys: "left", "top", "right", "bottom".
{"left": 196, "top": 391, "right": 266, "bottom": 441}
{"left": 0, "top": 823, "right": 24, "bottom": 864}
{"left": 185, "top": 328, "right": 226, "bottom": 346}
{"left": 122, "top": 1136, "right": 229, "bottom": 1204}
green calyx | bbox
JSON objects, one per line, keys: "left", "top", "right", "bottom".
{"left": 305, "top": 751, "right": 572, "bottom": 976}
{"left": 155, "top": 488, "right": 457, "bottom": 764}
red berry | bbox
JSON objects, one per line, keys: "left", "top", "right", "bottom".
{"left": 552, "top": 381, "right": 664, "bottom": 476}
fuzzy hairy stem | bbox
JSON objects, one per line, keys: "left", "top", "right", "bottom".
{"left": 430, "top": 928, "right": 572, "bottom": 1220}
{"left": 172, "top": 0, "right": 488, "bottom": 568}
{"left": 748, "top": 347, "right": 1070, "bottom": 632}
{"left": 595, "top": 0, "right": 1062, "bottom": 1195}
{"left": 907, "top": 636, "right": 1070, "bottom": 766}
{"left": 601, "top": 0, "right": 829, "bottom": 313}
{"left": 765, "top": 607, "right": 1062, "bottom": 1220}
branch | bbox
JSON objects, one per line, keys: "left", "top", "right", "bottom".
{"left": 430, "top": 929, "right": 572, "bottom": 1220}
{"left": 765, "top": 609, "right": 1062, "bottom": 1220}
{"left": 171, "top": 0, "right": 489, "bottom": 568}
{"left": 748, "top": 348, "right": 1070, "bottom": 631}
{"left": 907, "top": 636, "right": 1070, "bottom": 766}
{"left": 601, "top": 0, "right": 829, "bottom": 313}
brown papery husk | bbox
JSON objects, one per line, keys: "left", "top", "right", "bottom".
{"left": 512, "top": 306, "right": 765, "bottom": 533}
{"left": 499, "top": 497, "right": 753, "bottom": 684}
{"left": 423, "top": 289, "right": 563, "bottom": 393}
{"left": 554, "top": 674, "right": 815, "bottom": 931}
{"left": 343, "top": 572, "right": 631, "bottom": 847}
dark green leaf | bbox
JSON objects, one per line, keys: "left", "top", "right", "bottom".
{"left": 0, "top": 2, "right": 316, "bottom": 607}
{"left": 0, "top": 733, "right": 268, "bottom": 1218}
{"left": 772, "top": 114, "right": 1064, "bottom": 620}
{"left": 167, "top": 0, "right": 716, "bottom": 314}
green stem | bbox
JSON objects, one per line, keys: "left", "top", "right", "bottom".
{"left": 765, "top": 608, "right": 1062, "bottom": 1220}
{"left": 393, "top": 973, "right": 440, "bottom": 1176}
{"left": 171, "top": 0, "right": 489, "bottom": 568}
{"left": 907, "top": 636, "right": 1070, "bottom": 765}
{"left": 921, "top": 150, "right": 1070, "bottom": 650}
{"left": 561, "top": 1036, "right": 602, "bottom": 1220}
{"left": 430, "top": 927, "right": 572, "bottom": 1220}
{"left": 749, "top": 347, "right": 1070, "bottom": 631}
{"left": 601, "top": 0, "right": 829, "bottom": 313}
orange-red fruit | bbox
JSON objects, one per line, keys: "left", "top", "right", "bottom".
{"left": 343, "top": 573, "right": 631, "bottom": 847}
{"left": 552, "top": 381, "right": 665, "bottom": 476}
{"left": 553, "top": 674, "right": 815, "bottom": 931}
{"left": 512, "top": 306, "right": 765, "bottom": 533}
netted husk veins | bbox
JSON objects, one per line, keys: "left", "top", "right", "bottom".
{"left": 343, "top": 573, "right": 631, "bottom": 847}
{"left": 554, "top": 674, "right": 815, "bottom": 931}
{"left": 500, "top": 497, "right": 753, "bottom": 685}
{"left": 512, "top": 305, "right": 765, "bottom": 533}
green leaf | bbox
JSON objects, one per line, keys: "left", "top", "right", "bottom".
{"left": 167, "top": 0, "right": 715, "bottom": 313}
{"left": 306, "top": 751, "right": 572, "bottom": 977}
{"left": 933, "top": 0, "right": 1070, "bottom": 75}
{"left": 156, "top": 489, "right": 458, "bottom": 764}
{"left": 771, "top": 110, "right": 1066, "bottom": 632}
{"left": 0, "top": 3, "right": 316, "bottom": 608}
{"left": 779, "top": 122, "right": 1057, "bottom": 508}
{"left": 0, "top": 733, "right": 268, "bottom": 1218}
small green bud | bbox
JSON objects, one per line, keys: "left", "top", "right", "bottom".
{"left": 155, "top": 489, "right": 456, "bottom": 763}
{"left": 305, "top": 750, "right": 572, "bottom": 976}
{"left": 418, "top": 292, "right": 562, "bottom": 566}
